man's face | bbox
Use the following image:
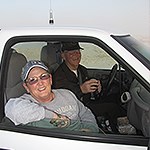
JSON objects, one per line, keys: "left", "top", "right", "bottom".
{"left": 62, "top": 49, "right": 81, "bottom": 70}
{"left": 23, "top": 67, "right": 52, "bottom": 103}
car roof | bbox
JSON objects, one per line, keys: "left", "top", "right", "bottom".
{"left": 0, "top": 26, "right": 127, "bottom": 57}
{"left": 0, "top": 26, "right": 128, "bottom": 39}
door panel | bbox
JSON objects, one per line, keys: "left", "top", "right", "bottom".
{"left": 0, "top": 130, "right": 148, "bottom": 150}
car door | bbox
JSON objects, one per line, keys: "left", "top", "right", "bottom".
{"left": 0, "top": 34, "right": 149, "bottom": 150}
{"left": 0, "top": 126, "right": 148, "bottom": 150}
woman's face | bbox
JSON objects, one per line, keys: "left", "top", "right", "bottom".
{"left": 23, "top": 67, "right": 52, "bottom": 103}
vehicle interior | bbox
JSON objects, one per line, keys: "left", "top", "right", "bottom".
{"left": 0, "top": 37, "right": 150, "bottom": 146}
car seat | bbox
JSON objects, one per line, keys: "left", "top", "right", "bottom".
{"left": 127, "top": 79, "right": 150, "bottom": 137}
{"left": 40, "top": 42, "right": 62, "bottom": 74}
{"left": 5, "top": 49, "right": 27, "bottom": 101}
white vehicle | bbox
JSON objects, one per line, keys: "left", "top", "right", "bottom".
{"left": 0, "top": 27, "right": 149, "bottom": 150}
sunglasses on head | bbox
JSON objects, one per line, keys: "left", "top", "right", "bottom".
{"left": 26, "top": 73, "right": 50, "bottom": 85}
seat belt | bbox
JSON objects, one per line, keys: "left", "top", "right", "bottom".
{"left": 78, "top": 70, "right": 84, "bottom": 101}
{"left": 78, "top": 70, "right": 83, "bottom": 85}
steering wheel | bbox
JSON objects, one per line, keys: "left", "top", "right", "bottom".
{"left": 102, "top": 64, "right": 118, "bottom": 96}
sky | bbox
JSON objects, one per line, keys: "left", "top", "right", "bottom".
{"left": 0, "top": 0, "right": 150, "bottom": 45}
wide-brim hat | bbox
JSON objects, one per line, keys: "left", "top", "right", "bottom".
{"left": 61, "top": 42, "right": 84, "bottom": 52}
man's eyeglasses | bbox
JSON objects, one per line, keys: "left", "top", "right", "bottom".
{"left": 26, "top": 73, "right": 50, "bottom": 85}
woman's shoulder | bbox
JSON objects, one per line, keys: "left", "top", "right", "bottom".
{"left": 52, "top": 89, "right": 77, "bottom": 98}
{"left": 53, "top": 89, "right": 72, "bottom": 94}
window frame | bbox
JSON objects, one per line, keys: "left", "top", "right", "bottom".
{"left": 0, "top": 35, "right": 149, "bottom": 147}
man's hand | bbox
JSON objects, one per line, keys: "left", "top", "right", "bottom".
{"left": 80, "top": 79, "right": 102, "bottom": 94}
{"left": 50, "top": 113, "right": 70, "bottom": 128}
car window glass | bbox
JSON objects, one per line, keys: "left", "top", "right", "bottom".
{"left": 80, "top": 42, "right": 117, "bottom": 69}
{"left": 12, "top": 42, "right": 46, "bottom": 60}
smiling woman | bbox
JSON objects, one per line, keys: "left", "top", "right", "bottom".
{"left": 5, "top": 59, "right": 100, "bottom": 133}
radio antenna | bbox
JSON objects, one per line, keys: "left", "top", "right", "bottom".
{"left": 49, "top": 0, "right": 54, "bottom": 24}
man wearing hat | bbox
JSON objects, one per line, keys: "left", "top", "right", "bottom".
{"left": 5, "top": 60, "right": 99, "bottom": 132}
{"left": 53, "top": 42, "right": 101, "bottom": 102}
{"left": 53, "top": 42, "right": 122, "bottom": 133}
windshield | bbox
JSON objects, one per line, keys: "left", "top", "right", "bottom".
{"left": 112, "top": 35, "right": 150, "bottom": 69}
